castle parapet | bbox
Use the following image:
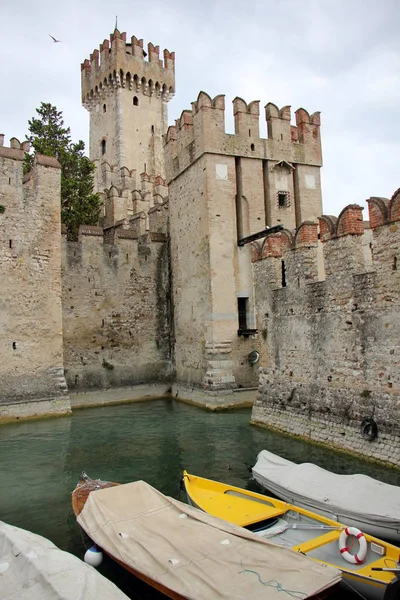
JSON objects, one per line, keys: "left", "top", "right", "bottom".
{"left": 265, "top": 103, "right": 291, "bottom": 142}
{"left": 81, "top": 28, "right": 175, "bottom": 107}
{"left": 368, "top": 191, "right": 400, "bottom": 227}
{"left": 233, "top": 97, "right": 260, "bottom": 137}
{"left": 164, "top": 92, "right": 322, "bottom": 183}
{"left": 0, "top": 136, "right": 30, "bottom": 160}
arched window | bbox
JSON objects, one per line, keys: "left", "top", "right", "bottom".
{"left": 101, "top": 139, "right": 106, "bottom": 155}
{"left": 103, "top": 104, "right": 107, "bottom": 113}
{"left": 133, "top": 96, "right": 139, "bottom": 106}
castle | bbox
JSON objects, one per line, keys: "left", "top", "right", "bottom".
{"left": 0, "top": 28, "right": 398, "bottom": 466}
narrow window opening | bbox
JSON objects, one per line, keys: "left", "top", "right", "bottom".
{"left": 250, "top": 143, "right": 255, "bottom": 151}
{"left": 9, "top": 240, "right": 12, "bottom": 249}
{"left": 103, "top": 104, "right": 107, "bottom": 113}
{"left": 151, "top": 125, "right": 154, "bottom": 134}
{"left": 74, "top": 375, "right": 79, "bottom": 386}
{"left": 109, "top": 251, "right": 112, "bottom": 258}
{"left": 133, "top": 96, "right": 139, "bottom": 106}
{"left": 281, "top": 260, "right": 287, "bottom": 287}
{"left": 281, "top": 134, "right": 283, "bottom": 140}
{"left": 101, "top": 139, "right": 106, "bottom": 155}
{"left": 249, "top": 129, "right": 251, "bottom": 137}
{"left": 102, "top": 319, "right": 105, "bottom": 327}
{"left": 12, "top": 342, "right": 16, "bottom": 350}
{"left": 144, "top": 163, "right": 147, "bottom": 172}
{"left": 393, "top": 256, "right": 398, "bottom": 271}
{"left": 278, "top": 190, "right": 290, "bottom": 208}
{"left": 238, "top": 297, "right": 248, "bottom": 331}
{"left": 8, "top": 177, "right": 11, "bottom": 185}
{"left": 126, "top": 253, "right": 129, "bottom": 260}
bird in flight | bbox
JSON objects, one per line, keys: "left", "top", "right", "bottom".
{"left": 49, "top": 34, "right": 61, "bottom": 43}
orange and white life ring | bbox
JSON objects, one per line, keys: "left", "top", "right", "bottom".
{"left": 339, "top": 527, "right": 367, "bottom": 564}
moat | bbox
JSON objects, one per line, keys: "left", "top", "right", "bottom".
{"left": 1, "top": 399, "right": 399, "bottom": 599}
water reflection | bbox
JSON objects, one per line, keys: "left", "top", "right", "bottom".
{"left": 1, "top": 399, "right": 399, "bottom": 599}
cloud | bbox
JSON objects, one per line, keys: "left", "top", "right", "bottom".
{"left": 0, "top": 0, "right": 399, "bottom": 217}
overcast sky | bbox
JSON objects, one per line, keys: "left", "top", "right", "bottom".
{"left": 1, "top": 0, "right": 399, "bottom": 217}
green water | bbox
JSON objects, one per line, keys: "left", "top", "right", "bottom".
{"left": 1, "top": 399, "right": 399, "bottom": 599}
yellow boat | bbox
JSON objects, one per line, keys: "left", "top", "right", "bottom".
{"left": 182, "top": 471, "right": 400, "bottom": 600}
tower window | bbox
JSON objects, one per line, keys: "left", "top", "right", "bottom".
{"left": 250, "top": 143, "right": 255, "bottom": 151}
{"left": 278, "top": 190, "right": 290, "bottom": 208}
{"left": 133, "top": 96, "right": 139, "bottom": 106}
{"left": 101, "top": 140, "right": 106, "bottom": 155}
{"left": 238, "top": 297, "right": 248, "bottom": 331}
{"left": 151, "top": 125, "right": 154, "bottom": 134}
{"left": 103, "top": 104, "right": 107, "bottom": 113}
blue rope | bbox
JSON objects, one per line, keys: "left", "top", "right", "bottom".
{"left": 239, "top": 567, "right": 308, "bottom": 599}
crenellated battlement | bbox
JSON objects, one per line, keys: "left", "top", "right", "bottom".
{"left": 367, "top": 190, "right": 400, "bottom": 228}
{"left": 251, "top": 205, "right": 366, "bottom": 261}
{"left": 0, "top": 135, "right": 30, "bottom": 160}
{"left": 164, "top": 92, "right": 322, "bottom": 183}
{"left": 81, "top": 28, "right": 175, "bottom": 107}
{"left": 251, "top": 190, "right": 399, "bottom": 292}
{"left": 91, "top": 155, "right": 168, "bottom": 231}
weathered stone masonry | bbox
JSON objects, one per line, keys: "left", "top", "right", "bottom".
{"left": 251, "top": 198, "right": 400, "bottom": 467}
{"left": 0, "top": 137, "right": 70, "bottom": 421}
{"left": 62, "top": 226, "right": 171, "bottom": 392}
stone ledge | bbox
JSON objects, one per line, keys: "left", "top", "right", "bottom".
{"left": 70, "top": 383, "right": 171, "bottom": 409}
{"left": 172, "top": 384, "right": 256, "bottom": 411}
{"left": 0, "top": 396, "right": 71, "bottom": 424}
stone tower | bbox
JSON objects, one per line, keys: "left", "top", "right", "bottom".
{"left": 81, "top": 29, "right": 175, "bottom": 185}
{"left": 165, "top": 93, "right": 323, "bottom": 393}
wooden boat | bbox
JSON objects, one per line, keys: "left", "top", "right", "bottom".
{"left": 252, "top": 449, "right": 400, "bottom": 543}
{"left": 182, "top": 470, "right": 400, "bottom": 600}
{"left": 72, "top": 472, "right": 341, "bottom": 600}
{"left": 0, "top": 519, "right": 130, "bottom": 599}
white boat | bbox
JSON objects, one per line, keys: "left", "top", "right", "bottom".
{"left": 73, "top": 476, "right": 341, "bottom": 600}
{"left": 0, "top": 520, "right": 130, "bottom": 599}
{"left": 252, "top": 450, "right": 400, "bottom": 543}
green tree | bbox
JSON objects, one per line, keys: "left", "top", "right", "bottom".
{"left": 24, "top": 103, "right": 101, "bottom": 240}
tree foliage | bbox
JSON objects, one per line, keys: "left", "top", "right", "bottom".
{"left": 24, "top": 103, "right": 101, "bottom": 240}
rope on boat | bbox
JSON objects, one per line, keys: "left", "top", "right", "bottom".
{"left": 239, "top": 563, "right": 308, "bottom": 598}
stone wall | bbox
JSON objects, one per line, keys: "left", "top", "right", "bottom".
{"left": 62, "top": 227, "right": 171, "bottom": 392}
{"left": 251, "top": 197, "right": 400, "bottom": 466}
{"left": 0, "top": 137, "right": 70, "bottom": 421}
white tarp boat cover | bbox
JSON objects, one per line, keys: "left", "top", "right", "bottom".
{"left": 77, "top": 479, "right": 341, "bottom": 600}
{"left": 0, "top": 521, "right": 129, "bottom": 600}
{"left": 252, "top": 450, "right": 400, "bottom": 525}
